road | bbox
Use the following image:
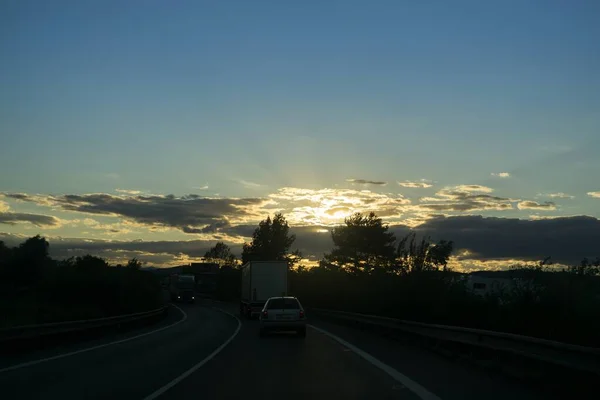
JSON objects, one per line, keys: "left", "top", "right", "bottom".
{"left": 0, "top": 301, "right": 568, "bottom": 400}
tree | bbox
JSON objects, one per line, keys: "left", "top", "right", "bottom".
{"left": 17, "top": 235, "right": 49, "bottom": 261}
{"left": 13, "top": 235, "right": 51, "bottom": 282}
{"left": 74, "top": 254, "right": 109, "bottom": 269}
{"left": 0, "top": 240, "right": 13, "bottom": 279}
{"left": 126, "top": 257, "right": 143, "bottom": 270}
{"left": 241, "top": 213, "right": 298, "bottom": 264}
{"left": 395, "top": 232, "right": 453, "bottom": 274}
{"left": 204, "top": 242, "right": 236, "bottom": 266}
{"left": 324, "top": 212, "right": 396, "bottom": 274}
{"left": 0, "top": 240, "right": 11, "bottom": 266}
{"left": 568, "top": 257, "right": 600, "bottom": 277}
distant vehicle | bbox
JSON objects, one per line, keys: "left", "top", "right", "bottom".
{"left": 259, "top": 296, "right": 306, "bottom": 338}
{"left": 168, "top": 273, "right": 196, "bottom": 303}
{"left": 240, "top": 261, "right": 288, "bottom": 319}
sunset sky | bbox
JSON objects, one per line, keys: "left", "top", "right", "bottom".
{"left": 1, "top": 1, "right": 599, "bottom": 269}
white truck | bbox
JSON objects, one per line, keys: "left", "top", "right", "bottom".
{"left": 240, "top": 261, "right": 288, "bottom": 319}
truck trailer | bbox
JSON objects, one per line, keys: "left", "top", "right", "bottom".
{"left": 240, "top": 261, "right": 288, "bottom": 319}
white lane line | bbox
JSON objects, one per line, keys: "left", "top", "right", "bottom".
{"left": 143, "top": 308, "right": 241, "bottom": 400}
{"left": 0, "top": 304, "right": 187, "bottom": 374}
{"left": 309, "top": 324, "right": 442, "bottom": 400}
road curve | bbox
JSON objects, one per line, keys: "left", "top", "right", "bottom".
{"left": 0, "top": 301, "right": 568, "bottom": 400}
{"left": 0, "top": 303, "right": 238, "bottom": 399}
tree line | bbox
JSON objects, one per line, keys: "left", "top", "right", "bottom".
{"left": 0, "top": 236, "right": 162, "bottom": 328}
{"left": 2, "top": 211, "right": 598, "bottom": 346}
{"left": 206, "top": 212, "right": 600, "bottom": 346}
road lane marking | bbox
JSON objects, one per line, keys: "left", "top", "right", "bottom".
{"left": 0, "top": 304, "right": 187, "bottom": 374}
{"left": 143, "top": 308, "right": 241, "bottom": 400}
{"left": 309, "top": 324, "right": 442, "bottom": 400}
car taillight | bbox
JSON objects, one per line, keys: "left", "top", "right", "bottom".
{"left": 299, "top": 310, "right": 304, "bottom": 319}
{"left": 262, "top": 311, "right": 268, "bottom": 319}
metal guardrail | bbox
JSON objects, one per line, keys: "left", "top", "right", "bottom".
{"left": 0, "top": 306, "right": 169, "bottom": 343}
{"left": 309, "top": 307, "right": 600, "bottom": 376}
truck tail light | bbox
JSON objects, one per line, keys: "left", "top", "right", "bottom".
{"left": 299, "top": 310, "right": 305, "bottom": 319}
{"left": 262, "top": 311, "right": 268, "bottom": 319}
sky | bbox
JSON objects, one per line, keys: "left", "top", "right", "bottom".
{"left": 1, "top": 0, "right": 599, "bottom": 269}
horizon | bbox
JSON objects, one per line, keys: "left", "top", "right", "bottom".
{"left": 2, "top": 1, "right": 599, "bottom": 270}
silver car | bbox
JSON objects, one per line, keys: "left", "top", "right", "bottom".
{"left": 259, "top": 296, "right": 307, "bottom": 338}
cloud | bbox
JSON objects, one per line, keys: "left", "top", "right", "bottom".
{"left": 1, "top": 192, "right": 271, "bottom": 234}
{"left": 268, "top": 187, "right": 410, "bottom": 226}
{"left": 3, "top": 215, "right": 598, "bottom": 268}
{"left": 491, "top": 172, "right": 510, "bottom": 178}
{"left": 587, "top": 191, "right": 600, "bottom": 198}
{"left": 346, "top": 179, "right": 387, "bottom": 186}
{"left": 538, "top": 192, "right": 574, "bottom": 199}
{"left": 0, "top": 212, "right": 61, "bottom": 227}
{"left": 238, "top": 180, "right": 264, "bottom": 189}
{"left": 453, "top": 185, "right": 493, "bottom": 193}
{"left": 409, "top": 215, "right": 600, "bottom": 264}
{"left": 397, "top": 181, "right": 433, "bottom": 188}
{"left": 415, "top": 185, "right": 513, "bottom": 212}
{"left": 192, "top": 185, "right": 209, "bottom": 190}
{"left": 517, "top": 201, "right": 556, "bottom": 210}
{"left": 105, "top": 173, "right": 120, "bottom": 180}
{"left": 0, "top": 201, "right": 8, "bottom": 213}
{"left": 115, "top": 189, "right": 142, "bottom": 195}
{"left": 78, "top": 218, "right": 133, "bottom": 235}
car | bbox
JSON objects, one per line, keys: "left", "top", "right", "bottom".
{"left": 259, "top": 296, "right": 307, "bottom": 338}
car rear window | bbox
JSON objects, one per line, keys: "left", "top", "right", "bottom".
{"left": 266, "top": 298, "right": 300, "bottom": 309}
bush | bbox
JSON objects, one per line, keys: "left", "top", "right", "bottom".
{"left": 33, "top": 266, "right": 163, "bottom": 322}
{"left": 290, "top": 267, "right": 600, "bottom": 347}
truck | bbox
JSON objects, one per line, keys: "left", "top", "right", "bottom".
{"left": 168, "top": 273, "right": 196, "bottom": 303}
{"left": 240, "top": 261, "right": 288, "bottom": 319}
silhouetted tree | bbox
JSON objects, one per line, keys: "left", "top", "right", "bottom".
{"left": 241, "top": 213, "right": 298, "bottom": 264}
{"left": 0, "top": 240, "right": 11, "bottom": 266}
{"left": 204, "top": 241, "right": 236, "bottom": 266}
{"left": 0, "top": 240, "right": 13, "bottom": 281}
{"left": 57, "top": 256, "right": 76, "bottom": 268}
{"left": 12, "top": 235, "right": 51, "bottom": 282}
{"left": 74, "top": 254, "right": 109, "bottom": 269}
{"left": 126, "top": 257, "right": 143, "bottom": 270}
{"left": 567, "top": 257, "right": 600, "bottom": 276}
{"left": 324, "top": 212, "right": 396, "bottom": 273}
{"left": 395, "top": 232, "right": 453, "bottom": 274}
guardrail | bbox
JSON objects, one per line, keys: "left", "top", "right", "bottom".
{"left": 309, "top": 308, "right": 600, "bottom": 377}
{"left": 0, "top": 306, "right": 169, "bottom": 344}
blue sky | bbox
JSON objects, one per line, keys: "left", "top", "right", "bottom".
{"left": 1, "top": 1, "right": 599, "bottom": 267}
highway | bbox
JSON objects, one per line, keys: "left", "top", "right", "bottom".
{"left": 0, "top": 301, "right": 566, "bottom": 400}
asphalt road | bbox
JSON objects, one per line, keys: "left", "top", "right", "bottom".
{"left": 0, "top": 300, "right": 574, "bottom": 400}
{"left": 0, "top": 303, "right": 237, "bottom": 400}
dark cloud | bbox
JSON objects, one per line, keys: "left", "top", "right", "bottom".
{"left": 2, "top": 215, "right": 598, "bottom": 267}
{"left": 417, "top": 202, "right": 512, "bottom": 212}
{"left": 409, "top": 215, "right": 600, "bottom": 264}
{"left": 2, "top": 193, "right": 30, "bottom": 201}
{"left": 0, "top": 232, "right": 225, "bottom": 261}
{"left": 1, "top": 193, "right": 266, "bottom": 234}
{"left": 346, "top": 179, "right": 387, "bottom": 185}
{"left": 0, "top": 212, "right": 60, "bottom": 227}
{"left": 417, "top": 188, "right": 514, "bottom": 212}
